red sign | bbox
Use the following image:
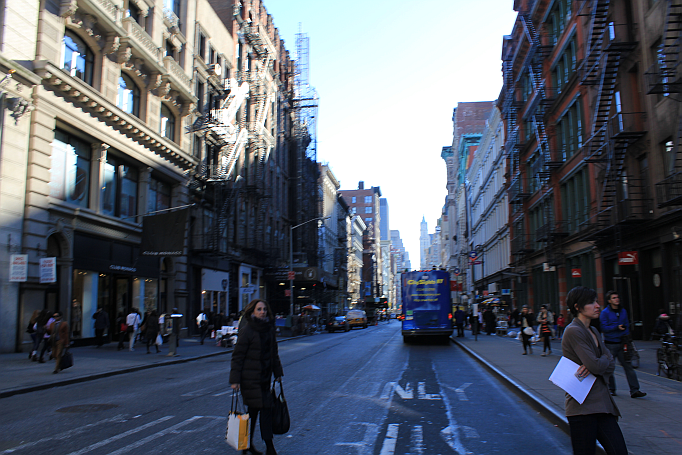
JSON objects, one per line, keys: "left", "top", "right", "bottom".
{"left": 618, "top": 251, "right": 639, "bottom": 265}
{"left": 287, "top": 271, "right": 296, "bottom": 280}
{"left": 483, "top": 290, "right": 489, "bottom": 296}
{"left": 571, "top": 268, "right": 582, "bottom": 278}
{"left": 284, "top": 289, "right": 291, "bottom": 297}
{"left": 450, "top": 281, "right": 456, "bottom": 291}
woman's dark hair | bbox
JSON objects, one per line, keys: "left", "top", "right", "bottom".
{"left": 243, "top": 299, "right": 273, "bottom": 320}
{"left": 567, "top": 286, "right": 598, "bottom": 317}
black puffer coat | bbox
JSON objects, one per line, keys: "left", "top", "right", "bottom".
{"left": 229, "top": 316, "right": 283, "bottom": 408}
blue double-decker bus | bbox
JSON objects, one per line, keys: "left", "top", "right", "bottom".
{"left": 401, "top": 270, "right": 453, "bottom": 342}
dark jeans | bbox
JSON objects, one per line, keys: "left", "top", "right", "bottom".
{"left": 39, "top": 338, "right": 51, "bottom": 359}
{"left": 199, "top": 327, "right": 208, "bottom": 344}
{"left": 95, "top": 328, "right": 105, "bottom": 346}
{"left": 542, "top": 334, "right": 552, "bottom": 352}
{"left": 521, "top": 332, "right": 532, "bottom": 353}
{"left": 456, "top": 323, "right": 464, "bottom": 337}
{"left": 568, "top": 413, "right": 627, "bottom": 455}
{"left": 248, "top": 406, "right": 273, "bottom": 442}
{"left": 605, "top": 342, "right": 640, "bottom": 394}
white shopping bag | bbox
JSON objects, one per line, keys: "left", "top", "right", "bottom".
{"left": 225, "top": 392, "right": 250, "bottom": 450}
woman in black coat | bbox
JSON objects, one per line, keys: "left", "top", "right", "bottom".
{"left": 230, "top": 299, "right": 283, "bottom": 455}
{"left": 145, "top": 310, "right": 160, "bottom": 354}
{"left": 516, "top": 305, "right": 536, "bottom": 355}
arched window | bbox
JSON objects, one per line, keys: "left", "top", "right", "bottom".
{"left": 117, "top": 73, "right": 140, "bottom": 117}
{"left": 61, "top": 31, "right": 94, "bottom": 85}
{"left": 160, "top": 104, "right": 175, "bottom": 141}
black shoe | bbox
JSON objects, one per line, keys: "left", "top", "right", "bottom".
{"left": 631, "top": 391, "right": 646, "bottom": 398}
{"left": 265, "top": 440, "right": 277, "bottom": 455}
{"left": 610, "top": 391, "right": 617, "bottom": 396}
{"left": 242, "top": 446, "right": 263, "bottom": 455}
{"left": 39, "top": 358, "right": 46, "bottom": 363}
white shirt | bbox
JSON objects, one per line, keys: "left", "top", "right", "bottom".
{"left": 196, "top": 313, "right": 207, "bottom": 327}
{"left": 126, "top": 313, "right": 141, "bottom": 330}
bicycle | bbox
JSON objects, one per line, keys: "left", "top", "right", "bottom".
{"left": 656, "top": 334, "right": 681, "bottom": 380}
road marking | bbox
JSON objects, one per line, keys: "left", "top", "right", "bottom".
{"left": 409, "top": 425, "right": 424, "bottom": 455}
{"left": 335, "top": 422, "right": 379, "bottom": 455}
{"left": 106, "top": 416, "right": 208, "bottom": 455}
{"left": 181, "top": 387, "right": 212, "bottom": 397}
{"left": 1, "top": 415, "right": 126, "bottom": 454}
{"left": 64, "top": 416, "right": 175, "bottom": 455}
{"left": 455, "top": 383, "right": 472, "bottom": 401}
{"left": 418, "top": 382, "right": 441, "bottom": 400}
{"left": 379, "top": 424, "right": 399, "bottom": 455}
{"left": 212, "top": 389, "right": 233, "bottom": 396}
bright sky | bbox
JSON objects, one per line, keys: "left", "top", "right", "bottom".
{"left": 263, "top": 0, "right": 518, "bottom": 265}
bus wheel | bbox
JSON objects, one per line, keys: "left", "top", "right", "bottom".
{"left": 403, "top": 336, "right": 410, "bottom": 344}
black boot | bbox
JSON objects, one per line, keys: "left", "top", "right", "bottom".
{"left": 242, "top": 446, "right": 262, "bottom": 455}
{"left": 265, "top": 440, "right": 277, "bottom": 455}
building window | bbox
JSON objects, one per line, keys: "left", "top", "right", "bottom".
{"left": 148, "top": 177, "right": 171, "bottom": 213}
{"left": 160, "top": 104, "right": 175, "bottom": 140}
{"left": 61, "top": 31, "right": 94, "bottom": 86}
{"left": 127, "top": 1, "right": 144, "bottom": 29}
{"left": 208, "top": 46, "right": 215, "bottom": 64}
{"left": 101, "top": 156, "right": 138, "bottom": 218}
{"left": 50, "top": 129, "right": 91, "bottom": 207}
{"left": 350, "top": 207, "right": 356, "bottom": 214}
{"left": 364, "top": 196, "right": 372, "bottom": 203}
{"left": 117, "top": 73, "right": 140, "bottom": 117}
{"left": 165, "top": 40, "right": 175, "bottom": 60}
{"left": 364, "top": 206, "right": 372, "bottom": 214}
{"left": 198, "top": 32, "right": 206, "bottom": 61}
{"left": 196, "top": 80, "right": 205, "bottom": 113}
{"left": 351, "top": 196, "right": 356, "bottom": 203}
{"left": 365, "top": 217, "right": 373, "bottom": 224}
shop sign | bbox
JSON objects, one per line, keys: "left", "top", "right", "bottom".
{"left": 202, "top": 268, "right": 229, "bottom": 292}
{"left": 618, "top": 251, "right": 639, "bottom": 265}
{"left": 40, "top": 257, "right": 57, "bottom": 283}
{"left": 501, "top": 289, "right": 511, "bottom": 295}
{"left": 571, "top": 268, "right": 582, "bottom": 278}
{"left": 9, "top": 254, "right": 28, "bottom": 282}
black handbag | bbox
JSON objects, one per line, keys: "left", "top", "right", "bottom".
{"left": 271, "top": 380, "right": 290, "bottom": 435}
{"left": 60, "top": 348, "right": 74, "bottom": 370}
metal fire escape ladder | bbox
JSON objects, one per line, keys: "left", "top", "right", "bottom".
{"left": 582, "top": 0, "right": 611, "bottom": 85}
{"left": 521, "top": 14, "right": 555, "bottom": 181}
{"left": 584, "top": 52, "right": 620, "bottom": 162}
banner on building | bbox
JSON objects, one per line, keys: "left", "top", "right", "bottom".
{"left": 618, "top": 251, "right": 639, "bottom": 265}
{"left": 140, "top": 208, "right": 189, "bottom": 256}
{"left": 9, "top": 254, "right": 28, "bottom": 282}
{"left": 571, "top": 268, "right": 582, "bottom": 278}
{"left": 40, "top": 257, "right": 57, "bottom": 283}
{"left": 201, "top": 268, "right": 229, "bottom": 292}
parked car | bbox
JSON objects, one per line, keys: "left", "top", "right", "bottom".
{"left": 326, "top": 316, "right": 349, "bottom": 333}
{"left": 346, "top": 310, "right": 368, "bottom": 329}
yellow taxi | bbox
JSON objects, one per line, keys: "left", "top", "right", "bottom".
{"left": 345, "top": 309, "right": 368, "bottom": 329}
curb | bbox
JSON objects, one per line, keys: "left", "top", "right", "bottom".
{"left": 0, "top": 335, "right": 305, "bottom": 399}
{"left": 451, "top": 336, "right": 607, "bottom": 455}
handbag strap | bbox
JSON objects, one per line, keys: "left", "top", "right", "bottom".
{"left": 231, "top": 389, "right": 246, "bottom": 413}
{"left": 272, "top": 379, "right": 285, "bottom": 399}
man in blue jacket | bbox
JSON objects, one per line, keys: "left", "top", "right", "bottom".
{"left": 599, "top": 290, "right": 646, "bottom": 398}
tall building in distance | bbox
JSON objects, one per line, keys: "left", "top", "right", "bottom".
{"left": 420, "top": 216, "right": 430, "bottom": 269}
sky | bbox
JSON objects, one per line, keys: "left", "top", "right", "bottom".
{"left": 262, "top": 0, "right": 518, "bottom": 266}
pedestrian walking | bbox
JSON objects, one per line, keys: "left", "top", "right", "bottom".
{"left": 517, "top": 305, "right": 535, "bottom": 355}
{"left": 38, "top": 312, "right": 56, "bottom": 363}
{"left": 599, "top": 291, "right": 646, "bottom": 398}
{"left": 126, "top": 309, "right": 142, "bottom": 351}
{"left": 562, "top": 286, "right": 627, "bottom": 455}
{"left": 47, "top": 311, "right": 69, "bottom": 374}
{"left": 230, "top": 299, "right": 284, "bottom": 455}
{"left": 483, "top": 308, "right": 496, "bottom": 336}
{"left": 27, "top": 310, "right": 40, "bottom": 360}
{"left": 196, "top": 309, "right": 208, "bottom": 345}
{"left": 537, "top": 304, "right": 553, "bottom": 356}
{"left": 556, "top": 313, "right": 566, "bottom": 339}
{"left": 92, "top": 307, "right": 110, "bottom": 347}
{"left": 145, "top": 310, "right": 161, "bottom": 354}
{"left": 116, "top": 312, "right": 126, "bottom": 351}
{"left": 454, "top": 307, "right": 466, "bottom": 337}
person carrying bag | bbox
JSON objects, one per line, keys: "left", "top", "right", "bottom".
{"left": 271, "top": 379, "right": 290, "bottom": 435}
{"left": 226, "top": 390, "right": 251, "bottom": 451}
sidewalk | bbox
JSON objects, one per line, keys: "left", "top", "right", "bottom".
{"left": 0, "top": 335, "right": 300, "bottom": 399}
{"left": 453, "top": 332, "right": 682, "bottom": 454}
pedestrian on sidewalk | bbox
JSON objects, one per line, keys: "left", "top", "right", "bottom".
{"left": 126, "top": 309, "right": 141, "bottom": 351}
{"left": 196, "top": 309, "right": 208, "bottom": 345}
{"left": 537, "top": 305, "right": 553, "bottom": 356}
{"left": 27, "top": 310, "right": 40, "bottom": 360}
{"left": 483, "top": 307, "right": 496, "bottom": 336}
{"left": 556, "top": 313, "right": 566, "bottom": 339}
{"left": 599, "top": 291, "right": 646, "bottom": 398}
{"left": 145, "top": 310, "right": 161, "bottom": 354}
{"left": 518, "top": 305, "right": 535, "bottom": 355}
{"left": 47, "top": 311, "right": 69, "bottom": 374}
{"left": 116, "top": 312, "right": 126, "bottom": 351}
{"left": 562, "top": 286, "right": 627, "bottom": 455}
{"left": 92, "top": 306, "right": 109, "bottom": 347}
{"left": 38, "top": 312, "right": 55, "bottom": 363}
{"left": 230, "top": 299, "right": 284, "bottom": 455}
{"left": 454, "top": 307, "right": 466, "bottom": 337}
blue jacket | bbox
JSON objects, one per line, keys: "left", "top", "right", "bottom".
{"left": 599, "top": 305, "right": 629, "bottom": 343}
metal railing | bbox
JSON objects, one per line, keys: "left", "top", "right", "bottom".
{"left": 656, "top": 172, "right": 682, "bottom": 208}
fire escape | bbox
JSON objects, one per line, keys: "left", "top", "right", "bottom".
{"left": 578, "top": 0, "right": 648, "bottom": 242}
{"left": 650, "top": 0, "right": 682, "bottom": 207}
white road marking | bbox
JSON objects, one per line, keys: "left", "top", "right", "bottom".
{"left": 379, "top": 423, "right": 399, "bottom": 455}
{"left": 409, "top": 425, "right": 424, "bottom": 455}
{"left": 418, "top": 382, "right": 441, "bottom": 400}
{"left": 1, "top": 415, "right": 126, "bottom": 454}
{"left": 380, "top": 382, "right": 414, "bottom": 399}
{"left": 455, "top": 382, "right": 472, "bottom": 401}
{"left": 181, "top": 387, "right": 212, "bottom": 397}
{"left": 335, "top": 422, "right": 379, "bottom": 455}
{"left": 212, "top": 389, "right": 233, "bottom": 397}
{"left": 64, "top": 415, "right": 175, "bottom": 455}
{"left": 106, "top": 416, "right": 208, "bottom": 455}
{"left": 433, "top": 363, "right": 474, "bottom": 455}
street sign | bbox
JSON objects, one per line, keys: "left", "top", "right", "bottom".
{"left": 618, "top": 251, "right": 638, "bottom": 265}
{"left": 469, "top": 251, "right": 478, "bottom": 259}
{"left": 454, "top": 267, "right": 461, "bottom": 276}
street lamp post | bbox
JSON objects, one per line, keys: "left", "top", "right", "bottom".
{"left": 290, "top": 216, "right": 329, "bottom": 316}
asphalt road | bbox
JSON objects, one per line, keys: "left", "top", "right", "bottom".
{"left": 0, "top": 322, "right": 572, "bottom": 455}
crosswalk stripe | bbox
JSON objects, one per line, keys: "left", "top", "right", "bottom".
{"left": 105, "top": 416, "right": 206, "bottom": 455}
{"left": 64, "top": 416, "right": 174, "bottom": 455}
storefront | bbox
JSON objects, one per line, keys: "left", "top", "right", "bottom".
{"left": 71, "top": 232, "right": 161, "bottom": 342}
{"left": 201, "top": 268, "right": 229, "bottom": 316}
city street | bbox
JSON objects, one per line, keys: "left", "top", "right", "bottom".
{"left": 0, "top": 323, "right": 571, "bottom": 455}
